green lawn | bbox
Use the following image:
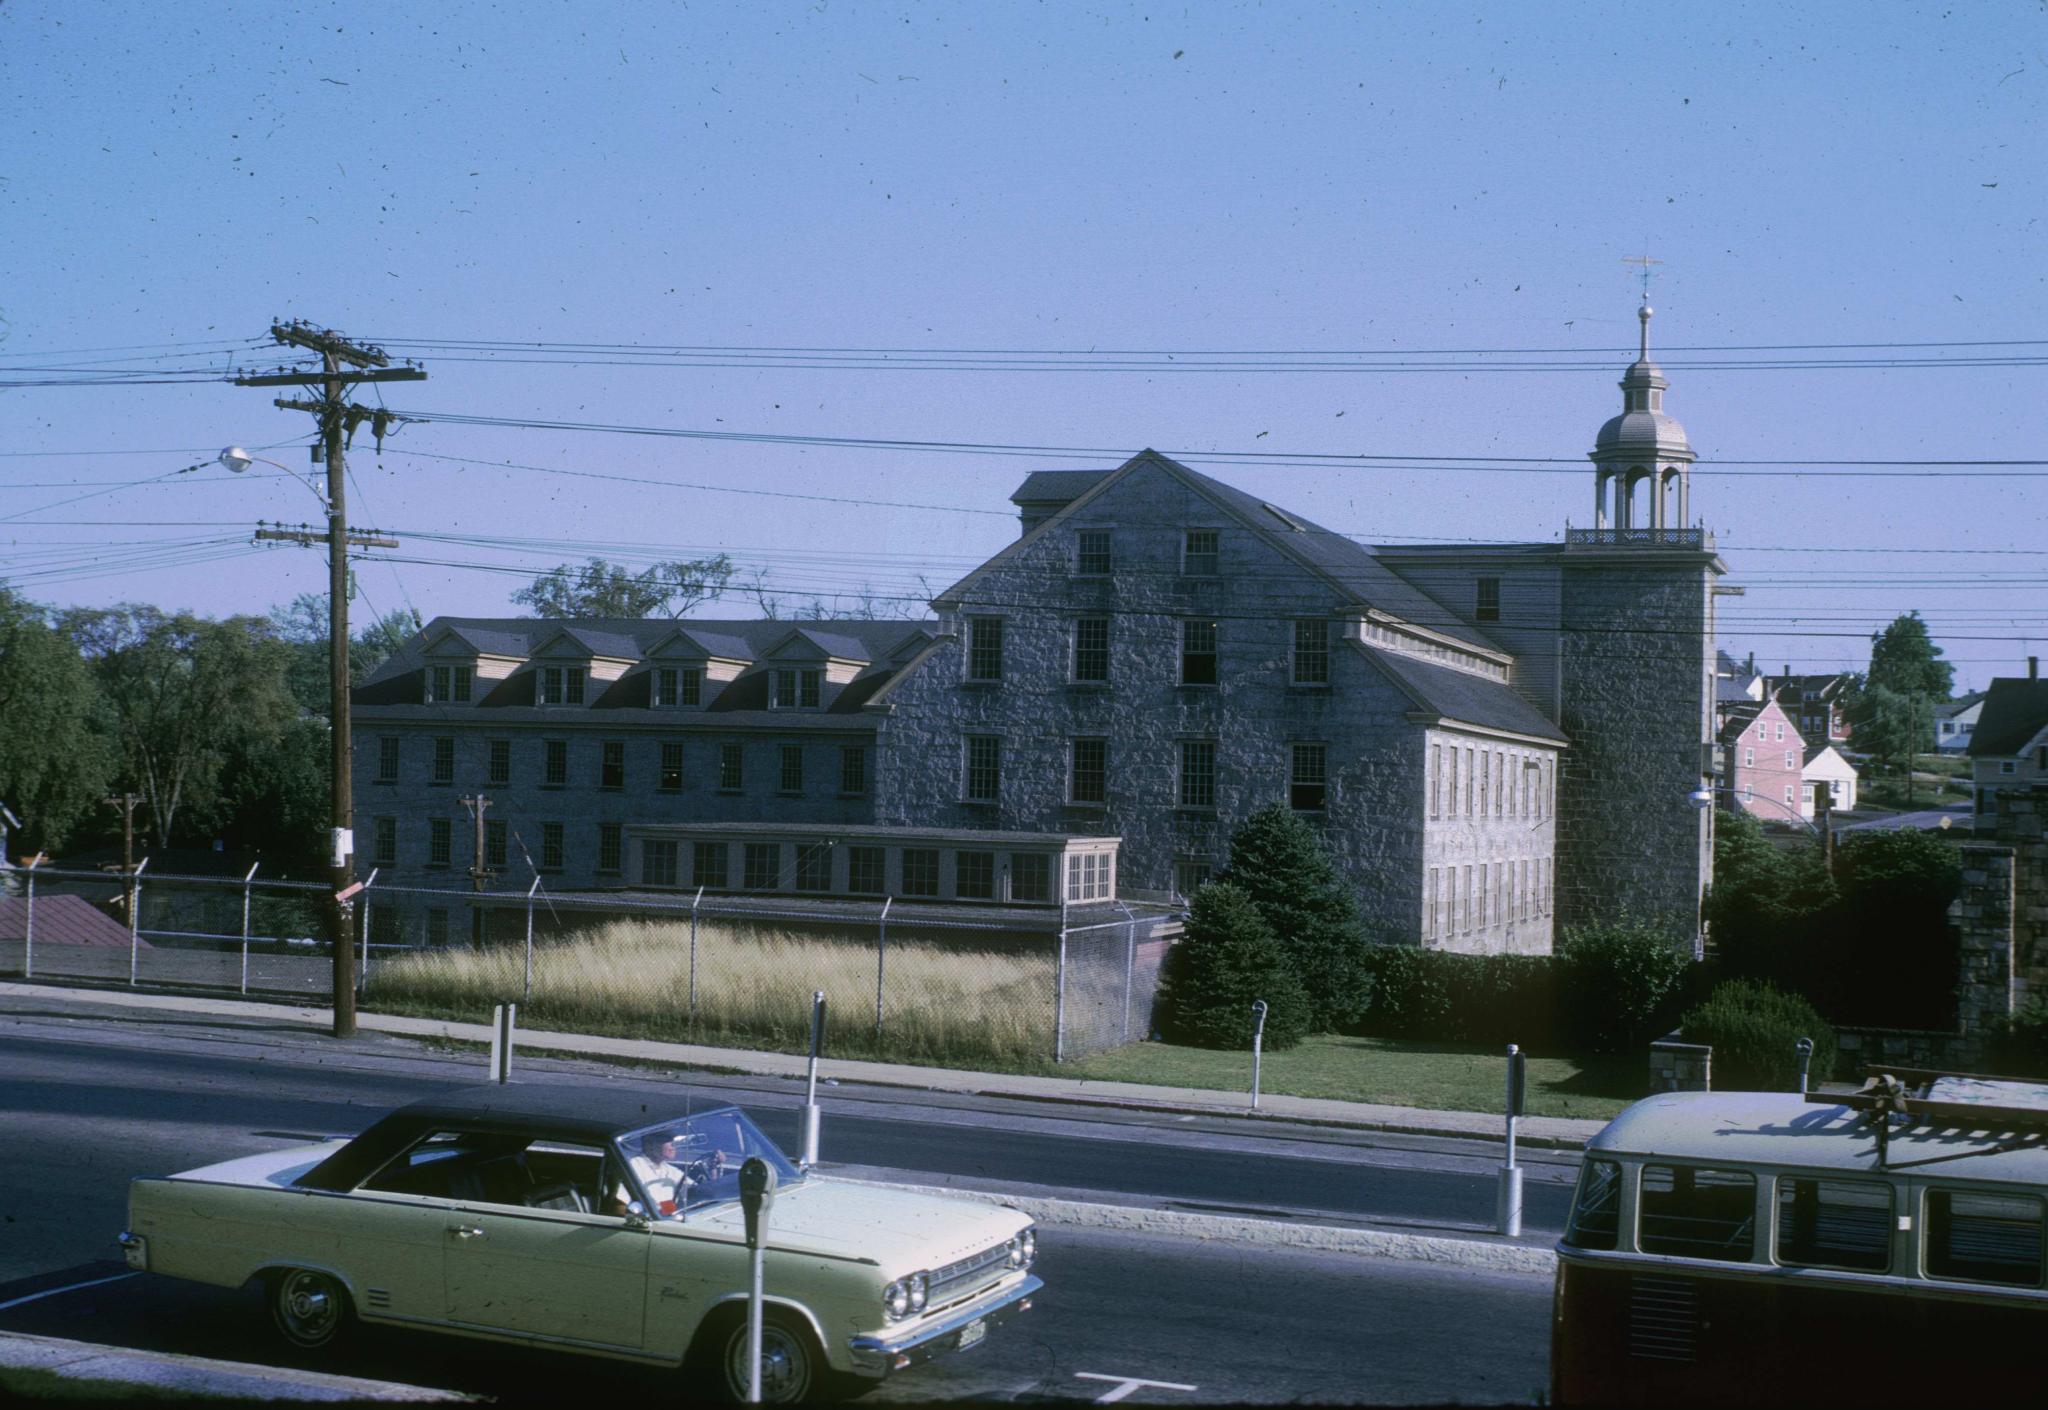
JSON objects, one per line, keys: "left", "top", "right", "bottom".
{"left": 1067, "top": 1033, "right": 1642, "bottom": 1120}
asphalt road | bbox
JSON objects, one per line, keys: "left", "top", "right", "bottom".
{"left": 0, "top": 997, "right": 1562, "bottom": 1402}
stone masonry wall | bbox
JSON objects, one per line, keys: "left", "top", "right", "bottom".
{"left": 873, "top": 459, "right": 1435, "bottom": 937}
{"left": 1954, "top": 783, "right": 2048, "bottom": 1039}
{"left": 1555, "top": 553, "right": 1716, "bottom": 947}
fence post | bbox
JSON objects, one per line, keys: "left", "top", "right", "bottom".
{"left": 127, "top": 857, "right": 149, "bottom": 987}
{"left": 240, "top": 862, "right": 259, "bottom": 995}
{"left": 1118, "top": 903, "right": 1136, "bottom": 1045}
{"left": 356, "top": 868, "right": 379, "bottom": 995}
{"left": 875, "top": 897, "right": 891, "bottom": 1038}
{"left": 23, "top": 855, "right": 40, "bottom": 980}
{"left": 490, "top": 1003, "right": 517, "bottom": 1082}
{"left": 688, "top": 885, "right": 703, "bottom": 1032}
{"left": 1053, "top": 925, "right": 1069, "bottom": 1064}
{"left": 522, "top": 876, "right": 541, "bottom": 1002}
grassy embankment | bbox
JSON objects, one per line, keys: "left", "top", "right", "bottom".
{"left": 366, "top": 917, "right": 1057, "bottom": 1067}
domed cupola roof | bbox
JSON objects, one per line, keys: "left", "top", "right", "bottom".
{"left": 1591, "top": 303, "right": 1694, "bottom": 463}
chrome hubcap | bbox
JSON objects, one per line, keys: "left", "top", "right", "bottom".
{"left": 279, "top": 1273, "right": 337, "bottom": 1339}
{"left": 729, "top": 1328, "right": 807, "bottom": 1401}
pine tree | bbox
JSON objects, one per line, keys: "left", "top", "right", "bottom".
{"left": 1215, "top": 804, "right": 1372, "bottom": 1030}
{"left": 1164, "top": 882, "right": 1312, "bottom": 1050}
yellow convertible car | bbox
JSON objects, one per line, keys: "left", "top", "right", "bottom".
{"left": 121, "top": 1083, "right": 1040, "bottom": 1402}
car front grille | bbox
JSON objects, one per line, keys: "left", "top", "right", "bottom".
{"left": 926, "top": 1243, "right": 1011, "bottom": 1310}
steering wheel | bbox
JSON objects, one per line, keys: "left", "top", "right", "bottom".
{"left": 682, "top": 1149, "right": 726, "bottom": 1184}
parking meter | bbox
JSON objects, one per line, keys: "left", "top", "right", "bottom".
{"left": 740, "top": 1157, "right": 778, "bottom": 1249}
{"left": 1249, "top": 1000, "right": 1269, "bottom": 1110}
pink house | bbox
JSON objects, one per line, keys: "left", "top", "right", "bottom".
{"left": 1716, "top": 697, "right": 1808, "bottom": 826}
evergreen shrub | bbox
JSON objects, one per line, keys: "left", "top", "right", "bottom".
{"left": 1361, "top": 947, "right": 1558, "bottom": 1047}
{"left": 1163, "top": 882, "right": 1314, "bottom": 1050}
{"left": 1555, "top": 921, "right": 1691, "bottom": 1052}
{"left": 1680, "top": 979, "right": 1836, "bottom": 1091}
{"left": 1216, "top": 805, "right": 1372, "bottom": 1030}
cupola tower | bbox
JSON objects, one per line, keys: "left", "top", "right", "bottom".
{"left": 1588, "top": 302, "right": 1695, "bottom": 535}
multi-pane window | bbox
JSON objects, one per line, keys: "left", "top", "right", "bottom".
{"left": 956, "top": 850, "right": 996, "bottom": 900}
{"left": 597, "top": 823, "right": 623, "bottom": 875}
{"left": 901, "top": 848, "right": 940, "bottom": 897}
{"left": 428, "top": 818, "right": 452, "bottom": 867}
{"left": 540, "top": 822, "right": 564, "bottom": 872}
{"left": 1429, "top": 744, "right": 1442, "bottom": 818}
{"left": 487, "top": 738, "right": 511, "bottom": 786}
{"left": 1076, "top": 528, "right": 1113, "bottom": 575}
{"left": 840, "top": 745, "right": 868, "bottom": 796}
{"left": 642, "top": 839, "right": 679, "bottom": 887}
{"left": 1173, "top": 859, "right": 1211, "bottom": 898}
{"left": 659, "top": 741, "right": 684, "bottom": 792}
{"left": 1011, "top": 853, "right": 1051, "bottom": 903}
{"left": 967, "top": 617, "right": 1005, "bottom": 681}
{"left": 692, "top": 841, "right": 729, "bottom": 889}
{"left": 1070, "top": 738, "right": 1107, "bottom": 805}
{"left": 431, "top": 736, "right": 455, "bottom": 785}
{"left": 1179, "top": 739, "right": 1217, "bottom": 809}
{"left": 743, "top": 843, "right": 781, "bottom": 891}
{"left": 779, "top": 744, "right": 804, "bottom": 793}
{"left": 1480, "top": 752, "right": 1491, "bottom": 817}
{"left": 1183, "top": 528, "right": 1219, "bottom": 576}
{"left": 718, "top": 743, "right": 744, "bottom": 792}
{"left": 1475, "top": 577, "right": 1501, "bottom": 623}
{"left": 1292, "top": 620, "right": 1331, "bottom": 685}
{"left": 847, "top": 846, "right": 886, "bottom": 895}
{"left": 1181, "top": 619, "right": 1218, "bottom": 685}
{"left": 539, "top": 665, "right": 587, "bottom": 706}
{"left": 653, "top": 666, "right": 703, "bottom": 707}
{"left": 965, "top": 735, "right": 1002, "bottom": 802}
{"left": 373, "top": 816, "right": 397, "bottom": 866}
{"left": 1072, "top": 618, "right": 1111, "bottom": 683}
{"left": 484, "top": 818, "right": 508, "bottom": 870}
{"left": 600, "top": 740, "right": 625, "bottom": 790}
{"left": 428, "top": 664, "right": 473, "bottom": 703}
{"left": 1785, "top": 751, "right": 1797, "bottom": 771}
{"left": 1291, "top": 743, "right": 1328, "bottom": 811}
{"left": 544, "top": 739, "right": 568, "bottom": 787}
{"left": 795, "top": 843, "right": 833, "bottom": 892}
{"left": 376, "top": 736, "right": 401, "bottom": 784}
{"left": 1067, "top": 851, "right": 1113, "bottom": 902}
{"left": 1426, "top": 868, "right": 1439, "bottom": 939}
{"left": 775, "top": 668, "right": 822, "bottom": 709}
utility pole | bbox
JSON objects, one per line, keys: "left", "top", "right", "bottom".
{"left": 460, "top": 793, "right": 493, "bottom": 947}
{"left": 236, "top": 322, "right": 425, "bottom": 1037}
{"left": 103, "top": 792, "right": 141, "bottom": 921}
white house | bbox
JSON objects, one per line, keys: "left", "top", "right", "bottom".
{"left": 1936, "top": 691, "right": 1988, "bottom": 755}
{"left": 1800, "top": 744, "right": 1859, "bottom": 818}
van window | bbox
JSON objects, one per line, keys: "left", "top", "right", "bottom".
{"left": 1563, "top": 1159, "right": 1623, "bottom": 1250}
{"left": 1776, "top": 1177, "right": 1891, "bottom": 1273}
{"left": 1639, "top": 1165, "right": 1756, "bottom": 1262}
{"left": 1926, "top": 1189, "right": 2044, "bottom": 1287}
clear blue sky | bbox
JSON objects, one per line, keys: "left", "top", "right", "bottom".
{"left": 2, "top": 1, "right": 2043, "bottom": 689}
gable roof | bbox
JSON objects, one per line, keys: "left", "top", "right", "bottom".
{"left": 955, "top": 450, "right": 1500, "bottom": 655}
{"left": 1011, "top": 470, "right": 1114, "bottom": 506}
{"left": 1968, "top": 678, "right": 2048, "bottom": 757}
{"left": 422, "top": 623, "right": 530, "bottom": 658}
{"left": 1353, "top": 642, "right": 1568, "bottom": 744}
{"left": 0, "top": 893, "right": 143, "bottom": 947}
{"left": 1936, "top": 690, "right": 1989, "bottom": 721}
{"left": 1802, "top": 743, "right": 1855, "bottom": 772}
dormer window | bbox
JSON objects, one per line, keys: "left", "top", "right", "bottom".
{"left": 427, "top": 665, "right": 473, "bottom": 704}
{"left": 653, "top": 666, "right": 703, "bottom": 708}
{"left": 540, "top": 665, "right": 586, "bottom": 706}
{"left": 774, "top": 668, "right": 822, "bottom": 709}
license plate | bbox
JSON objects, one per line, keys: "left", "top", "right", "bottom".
{"left": 957, "top": 1318, "right": 987, "bottom": 1351}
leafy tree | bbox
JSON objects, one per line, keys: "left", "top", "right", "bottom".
{"left": 1215, "top": 804, "right": 1372, "bottom": 1030}
{"left": 60, "top": 606, "right": 300, "bottom": 849}
{"left": 1847, "top": 683, "right": 1923, "bottom": 777}
{"left": 1554, "top": 919, "right": 1692, "bottom": 1052}
{"left": 215, "top": 714, "right": 330, "bottom": 874}
{"left": 1866, "top": 611, "right": 1953, "bottom": 700}
{"left": 269, "top": 594, "right": 421, "bottom": 714}
{"left": 1163, "top": 882, "right": 1313, "bottom": 1049}
{"left": 1706, "top": 811, "right": 1836, "bottom": 991}
{"left": 0, "top": 587, "right": 114, "bottom": 852}
{"left": 512, "top": 555, "right": 735, "bottom": 618}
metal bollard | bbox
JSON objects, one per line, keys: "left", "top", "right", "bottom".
{"left": 1795, "top": 1036, "right": 1815, "bottom": 1098}
{"left": 1497, "top": 1044, "right": 1526, "bottom": 1237}
{"left": 800, "top": 989, "right": 826, "bottom": 1166}
{"left": 1249, "top": 999, "right": 1269, "bottom": 1109}
{"left": 489, "top": 1003, "right": 517, "bottom": 1083}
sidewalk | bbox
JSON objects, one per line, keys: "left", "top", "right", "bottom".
{"left": 0, "top": 1329, "right": 472, "bottom": 1402}
{"left": 0, "top": 980, "right": 1606, "bottom": 1149}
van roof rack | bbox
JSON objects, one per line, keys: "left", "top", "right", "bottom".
{"left": 1831, "top": 1066, "right": 2048, "bottom": 1168}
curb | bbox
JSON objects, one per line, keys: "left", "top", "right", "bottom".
{"left": 841, "top": 1178, "right": 1557, "bottom": 1275}
{"left": 0, "top": 1329, "right": 474, "bottom": 1403}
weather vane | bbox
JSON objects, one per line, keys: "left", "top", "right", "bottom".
{"left": 1622, "top": 251, "right": 1662, "bottom": 301}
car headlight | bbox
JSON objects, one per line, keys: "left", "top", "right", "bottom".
{"left": 909, "top": 1271, "right": 928, "bottom": 1312}
{"left": 1008, "top": 1227, "right": 1036, "bottom": 1268}
{"left": 884, "top": 1279, "right": 912, "bottom": 1321}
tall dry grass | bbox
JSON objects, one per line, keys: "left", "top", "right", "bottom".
{"left": 365, "top": 916, "right": 1057, "bottom": 1066}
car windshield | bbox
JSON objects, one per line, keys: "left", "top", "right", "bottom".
{"left": 613, "top": 1107, "right": 802, "bottom": 1218}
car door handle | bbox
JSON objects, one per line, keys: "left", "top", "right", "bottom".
{"left": 450, "top": 1225, "right": 486, "bottom": 1240}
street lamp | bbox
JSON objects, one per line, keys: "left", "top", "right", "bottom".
{"left": 218, "top": 446, "right": 329, "bottom": 507}
{"left": 1689, "top": 782, "right": 1821, "bottom": 834}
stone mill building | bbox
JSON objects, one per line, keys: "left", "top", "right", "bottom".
{"left": 353, "top": 305, "right": 1729, "bottom": 954}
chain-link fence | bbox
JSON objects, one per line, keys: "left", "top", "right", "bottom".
{"left": 2, "top": 863, "right": 1180, "bottom": 1065}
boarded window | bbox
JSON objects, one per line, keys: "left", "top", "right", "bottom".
{"left": 1639, "top": 1165, "right": 1756, "bottom": 1262}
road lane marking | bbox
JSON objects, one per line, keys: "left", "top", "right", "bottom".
{"left": 1076, "top": 1372, "right": 1198, "bottom": 1403}
{"left": 0, "top": 1271, "right": 140, "bottom": 1312}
